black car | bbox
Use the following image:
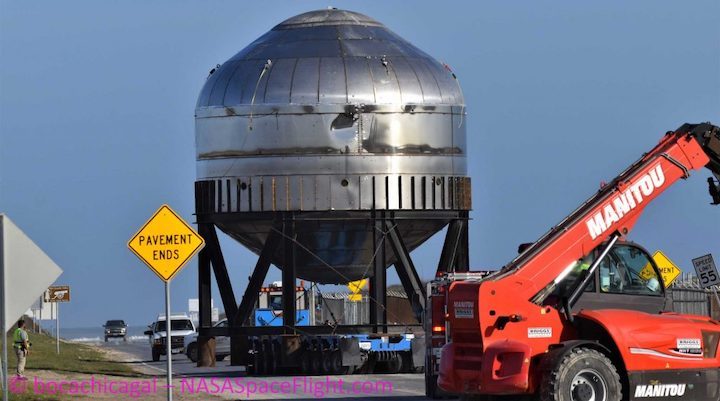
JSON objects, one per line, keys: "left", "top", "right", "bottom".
{"left": 103, "top": 320, "right": 127, "bottom": 342}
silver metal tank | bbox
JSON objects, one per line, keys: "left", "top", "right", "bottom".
{"left": 195, "top": 9, "right": 470, "bottom": 284}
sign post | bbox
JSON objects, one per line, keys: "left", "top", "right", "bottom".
{"left": 128, "top": 205, "right": 204, "bottom": 401}
{"left": 46, "top": 286, "right": 70, "bottom": 354}
{"left": 691, "top": 254, "right": 720, "bottom": 309}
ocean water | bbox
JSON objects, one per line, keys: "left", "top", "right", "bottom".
{"left": 36, "top": 325, "right": 151, "bottom": 344}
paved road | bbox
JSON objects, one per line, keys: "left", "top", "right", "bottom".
{"left": 98, "top": 338, "right": 428, "bottom": 400}
{"left": 99, "top": 337, "right": 240, "bottom": 376}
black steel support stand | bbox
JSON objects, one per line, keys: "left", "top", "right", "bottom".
{"left": 200, "top": 225, "right": 238, "bottom": 319}
{"left": 230, "top": 224, "right": 281, "bottom": 365}
{"left": 281, "top": 214, "right": 297, "bottom": 333}
{"left": 369, "top": 212, "right": 387, "bottom": 333}
{"left": 386, "top": 218, "right": 426, "bottom": 323}
{"left": 196, "top": 224, "right": 214, "bottom": 367}
{"left": 436, "top": 210, "right": 470, "bottom": 275}
{"left": 195, "top": 176, "right": 471, "bottom": 369}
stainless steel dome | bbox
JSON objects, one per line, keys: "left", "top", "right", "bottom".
{"left": 195, "top": 9, "right": 470, "bottom": 284}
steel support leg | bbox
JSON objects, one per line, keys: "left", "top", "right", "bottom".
{"left": 200, "top": 224, "right": 238, "bottom": 320}
{"left": 385, "top": 219, "right": 426, "bottom": 323}
{"left": 197, "top": 230, "right": 213, "bottom": 367}
{"left": 231, "top": 225, "right": 281, "bottom": 366}
{"left": 282, "top": 214, "right": 297, "bottom": 333}
{"left": 369, "top": 213, "right": 387, "bottom": 333}
{"left": 455, "top": 211, "right": 469, "bottom": 272}
{"left": 436, "top": 216, "right": 469, "bottom": 275}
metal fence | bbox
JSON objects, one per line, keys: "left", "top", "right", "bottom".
{"left": 316, "top": 290, "right": 415, "bottom": 326}
{"left": 669, "top": 273, "right": 719, "bottom": 319}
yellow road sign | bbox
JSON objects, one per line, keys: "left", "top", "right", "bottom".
{"left": 128, "top": 205, "right": 205, "bottom": 282}
{"left": 641, "top": 250, "right": 682, "bottom": 288}
{"left": 348, "top": 293, "right": 362, "bottom": 302}
{"left": 347, "top": 279, "right": 368, "bottom": 294}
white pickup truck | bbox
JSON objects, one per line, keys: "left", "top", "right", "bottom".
{"left": 144, "top": 314, "right": 196, "bottom": 361}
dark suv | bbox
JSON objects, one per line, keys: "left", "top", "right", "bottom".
{"left": 103, "top": 320, "right": 127, "bottom": 342}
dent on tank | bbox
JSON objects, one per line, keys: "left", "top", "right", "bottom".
{"left": 194, "top": 9, "right": 471, "bottom": 284}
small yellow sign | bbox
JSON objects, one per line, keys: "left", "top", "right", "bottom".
{"left": 347, "top": 279, "right": 368, "bottom": 294}
{"left": 128, "top": 205, "right": 205, "bottom": 282}
{"left": 641, "top": 250, "right": 682, "bottom": 288}
{"left": 348, "top": 293, "right": 363, "bottom": 302}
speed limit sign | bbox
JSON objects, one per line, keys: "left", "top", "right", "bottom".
{"left": 692, "top": 254, "right": 719, "bottom": 288}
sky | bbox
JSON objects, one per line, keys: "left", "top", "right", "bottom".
{"left": 1, "top": 0, "right": 718, "bottom": 328}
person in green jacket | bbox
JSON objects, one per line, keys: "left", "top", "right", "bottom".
{"left": 13, "top": 319, "right": 29, "bottom": 380}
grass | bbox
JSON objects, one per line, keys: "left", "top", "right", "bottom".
{"left": 3, "top": 330, "right": 140, "bottom": 400}
{"left": 5, "top": 330, "right": 137, "bottom": 376}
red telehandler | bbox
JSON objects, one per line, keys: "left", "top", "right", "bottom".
{"left": 438, "top": 123, "right": 720, "bottom": 401}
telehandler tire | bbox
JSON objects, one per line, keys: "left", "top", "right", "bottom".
{"left": 540, "top": 347, "right": 621, "bottom": 401}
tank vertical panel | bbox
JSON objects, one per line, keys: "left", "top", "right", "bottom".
{"left": 300, "top": 175, "right": 314, "bottom": 211}
{"left": 429, "top": 61, "right": 462, "bottom": 105}
{"left": 251, "top": 177, "right": 263, "bottom": 212}
{"left": 440, "top": 176, "right": 452, "bottom": 209}
{"left": 345, "top": 58, "right": 376, "bottom": 104}
{"left": 359, "top": 175, "right": 373, "bottom": 210}
{"left": 409, "top": 60, "right": 442, "bottom": 104}
{"left": 236, "top": 60, "right": 275, "bottom": 104}
{"left": 452, "top": 108, "right": 467, "bottom": 156}
{"left": 316, "top": 176, "right": 331, "bottom": 210}
{"left": 290, "top": 58, "right": 320, "bottom": 104}
{"left": 288, "top": 176, "right": 302, "bottom": 211}
{"left": 319, "top": 58, "right": 347, "bottom": 104}
{"left": 226, "top": 179, "right": 237, "bottom": 213}
{"left": 273, "top": 176, "right": 288, "bottom": 212}
{"left": 331, "top": 176, "right": 354, "bottom": 209}
{"left": 238, "top": 178, "right": 249, "bottom": 212}
{"left": 419, "top": 176, "right": 428, "bottom": 210}
{"left": 368, "top": 57, "right": 401, "bottom": 105}
{"left": 401, "top": 175, "right": 414, "bottom": 210}
{"left": 264, "top": 58, "right": 297, "bottom": 104}
{"left": 387, "top": 175, "right": 400, "bottom": 210}
{"left": 208, "top": 61, "right": 240, "bottom": 106}
{"left": 389, "top": 58, "right": 424, "bottom": 105}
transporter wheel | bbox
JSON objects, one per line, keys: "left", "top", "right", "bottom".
{"left": 152, "top": 348, "right": 160, "bottom": 362}
{"left": 540, "top": 347, "right": 621, "bottom": 401}
{"left": 104, "top": 337, "right": 108, "bottom": 342}
{"left": 255, "top": 349, "right": 267, "bottom": 375}
{"left": 321, "top": 350, "right": 333, "bottom": 374}
{"left": 300, "top": 349, "right": 311, "bottom": 373}
{"left": 123, "top": 336, "right": 127, "bottom": 342}
{"left": 309, "top": 350, "right": 322, "bottom": 375}
{"left": 388, "top": 353, "right": 402, "bottom": 374}
{"left": 247, "top": 356, "right": 256, "bottom": 375}
{"left": 329, "top": 350, "right": 343, "bottom": 375}
{"left": 259, "top": 339, "right": 272, "bottom": 375}
{"left": 268, "top": 341, "right": 279, "bottom": 374}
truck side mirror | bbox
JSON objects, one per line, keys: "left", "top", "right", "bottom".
{"left": 144, "top": 330, "right": 153, "bottom": 336}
